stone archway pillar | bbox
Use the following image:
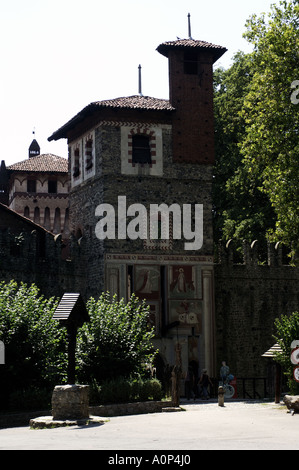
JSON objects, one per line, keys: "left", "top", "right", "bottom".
{"left": 202, "top": 268, "right": 215, "bottom": 377}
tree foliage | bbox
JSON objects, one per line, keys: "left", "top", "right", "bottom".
{"left": 273, "top": 311, "right": 299, "bottom": 394}
{"left": 213, "top": 51, "right": 276, "bottom": 244}
{"left": 213, "top": 0, "right": 299, "bottom": 260}
{"left": 0, "top": 281, "right": 67, "bottom": 408}
{"left": 0, "top": 282, "right": 157, "bottom": 410}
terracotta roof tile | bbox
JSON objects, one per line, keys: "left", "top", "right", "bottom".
{"left": 8, "top": 154, "right": 68, "bottom": 173}
{"left": 157, "top": 39, "right": 227, "bottom": 61}
{"left": 48, "top": 95, "right": 174, "bottom": 141}
{"left": 93, "top": 95, "right": 174, "bottom": 111}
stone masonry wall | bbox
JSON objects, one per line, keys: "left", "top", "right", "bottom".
{"left": 0, "top": 228, "right": 86, "bottom": 299}
{"left": 69, "top": 123, "right": 214, "bottom": 300}
{"left": 214, "top": 240, "right": 299, "bottom": 382}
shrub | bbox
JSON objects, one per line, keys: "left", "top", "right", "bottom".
{"left": 0, "top": 282, "right": 159, "bottom": 411}
{"left": 273, "top": 311, "right": 299, "bottom": 394}
{"left": 95, "top": 376, "right": 163, "bottom": 404}
{"left": 0, "top": 281, "right": 67, "bottom": 409}
{"left": 77, "top": 293, "right": 157, "bottom": 383}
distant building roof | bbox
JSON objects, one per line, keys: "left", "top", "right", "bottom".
{"left": 7, "top": 154, "right": 68, "bottom": 173}
{"left": 48, "top": 95, "right": 174, "bottom": 141}
{"left": 156, "top": 38, "right": 227, "bottom": 62}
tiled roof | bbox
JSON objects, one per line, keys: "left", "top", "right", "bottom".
{"left": 92, "top": 95, "right": 174, "bottom": 111}
{"left": 8, "top": 154, "right": 68, "bottom": 173}
{"left": 157, "top": 38, "right": 227, "bottom": 61}
{"left": 48, "top": 95, "right": 174, "bottom": 141}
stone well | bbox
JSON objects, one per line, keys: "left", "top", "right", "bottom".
{"left": 51, "top": 384, "right": 89, "bottom": 421}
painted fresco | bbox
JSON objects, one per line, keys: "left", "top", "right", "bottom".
{"left": 134, "top": 265, "right": 160, "bottom": 300}
{"left": 169, "top": 299, "right": 202, "bottom": 333}
{"left": 169, "top": 265, "right": 202, "bottom": 299}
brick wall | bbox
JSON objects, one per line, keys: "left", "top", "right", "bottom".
{"left": 168, "top": 50, "right": 215, "bottom": 164}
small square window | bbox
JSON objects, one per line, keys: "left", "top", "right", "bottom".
{"left": 27, "top": 179, "right": 36, "bottom": 193}
{"left": 132, "top": 135, "right": 151, "bottom": 164}
{"left": 48, "top": 180, "right": 57, "bottom": 194}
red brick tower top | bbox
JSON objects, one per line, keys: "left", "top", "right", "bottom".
{"left": 157, "top": 38, "right": 226, "bottom": 164}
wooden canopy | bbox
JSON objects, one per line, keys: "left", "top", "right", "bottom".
{"left": 53, "top": 293, "right": 89, "bottom": 328}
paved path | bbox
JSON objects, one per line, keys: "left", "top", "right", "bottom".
{"left": 0, "top": 400, "right": 297, "bottom": 451}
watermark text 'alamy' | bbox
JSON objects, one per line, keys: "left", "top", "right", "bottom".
{"left": 95, "top": 196, "right": 203, "bottom": 251}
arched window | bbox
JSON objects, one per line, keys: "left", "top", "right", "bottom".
{"left": 34, "top": 207, "right": 40, "bottom": 225}
{"left": 44, "top": 207, "right": 51, "bottom": 231}
{"left": 53, "top": 207, "right": 61, "bottom": 234}
{"left": 24, "top": 206, "right": 30, "bottom": 218}
{"left": 73, "top": 147, "right": 80, "bottom": 177}
{"left": 85, "top": 139, "right": 93, "bottom": 170}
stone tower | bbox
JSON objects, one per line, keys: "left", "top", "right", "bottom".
{"left": 48, "top": 36, "right": 226, "bottom": 378}
{"left": 157, "top": 38, "right": 225, "bottom": 164}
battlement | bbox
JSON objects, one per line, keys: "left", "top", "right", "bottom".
{"left": 215, "top": 239, "right": 294, "bottom": 267}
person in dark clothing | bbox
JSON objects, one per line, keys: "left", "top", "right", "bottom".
{"left": 199, "top": 369, "right": 213, "bottom": 399}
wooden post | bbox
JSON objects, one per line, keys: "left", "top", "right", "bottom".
{"left": 67, "top": 325, "right": 77, "bottom": 385}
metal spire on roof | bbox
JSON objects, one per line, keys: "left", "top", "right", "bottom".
{"left": 138, "top": 64, "right": 143, "bottom": 96}
{"left": 188, "top": 13, "right": 192, "bottom": 39}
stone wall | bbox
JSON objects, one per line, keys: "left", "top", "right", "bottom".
{"left": 69, "top": 123, "right": 214, "bottom": 300}
{"left": 0, "top": 401, "right": 174, "bottom": 428}
{"left": 214, "top": 240, "right": 299, "bottom": 381}
{"left": 90, "top": 400, "right": 173, "bottom": 417}
{"left": 0, "top": 227, "right": 86, "bottom": 299}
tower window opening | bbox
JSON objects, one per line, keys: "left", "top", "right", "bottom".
{"left": 85, "top": 139, "right": 93, "bottom": 170}
{"left": 27, "top": 179, "right": 36, "bottom": 193}
{"left": 184, "top": 51, "right": 198, "bottom": 75}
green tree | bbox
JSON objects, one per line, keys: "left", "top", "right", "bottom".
{"left": 213, "top": 51, "right": 276, "bottom": 245}
{"left": 213, "top": 1, "right": 299, "bottom": 260}
{"left": 77, "top": 293, "right": 157, "bottom": 384}
{"left": 0, "top": 281, "right": 67, "bottom": 408}
{"left": 273, "top": 311, "right": 299, "bottom": 394}
{"left": 239, "top": 0, "right": 299, "bottom": 258}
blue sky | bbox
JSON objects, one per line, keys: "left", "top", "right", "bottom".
{"left": 0, "top": 0, "right": 275, "bottom": 165}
